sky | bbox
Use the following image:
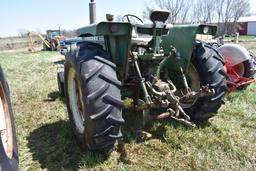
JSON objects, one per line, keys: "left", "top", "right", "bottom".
{"left": 0, "top": 0, "right": 256, "bottom": 37}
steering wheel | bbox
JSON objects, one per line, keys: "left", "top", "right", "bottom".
{"left": 122, "top": 14, "right": 143, "bottom": 25}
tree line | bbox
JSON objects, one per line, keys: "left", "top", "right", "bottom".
{"left": 143, "top": 0, "right": 251, "bottom": 35}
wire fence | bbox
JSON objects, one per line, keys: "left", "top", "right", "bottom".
{"left": 0, "top": 37, "right": 42, "bottom": 51}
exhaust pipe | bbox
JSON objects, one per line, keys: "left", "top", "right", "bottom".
{"left": 89, "top": 0, "right": 96, "bottom": 24}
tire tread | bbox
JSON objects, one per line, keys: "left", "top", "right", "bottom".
{"left": 188, "top": 42, "right": 227, "bottom": 122}
{"left": 65, "top": 46, "right": 124, "bottom": 153}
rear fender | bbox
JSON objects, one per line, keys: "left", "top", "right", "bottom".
{"left": 217, "top": 44, "right": 251, "bottom": 66}
{"left": 161, "top": 24, "right": 217, "bottom": 72}
{"left": 77, "top": 22, "right": 133, "bottom": 80}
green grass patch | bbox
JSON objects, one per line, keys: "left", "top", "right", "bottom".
{"left": 0, "top": 49, "right": 256, "bottom": 170}
{"left": 224, "top": 35, "right": 256, "bottom": 42}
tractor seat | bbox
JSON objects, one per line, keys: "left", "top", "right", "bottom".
{"left": 135, "top": 10, "right": 172, "bottom": 35}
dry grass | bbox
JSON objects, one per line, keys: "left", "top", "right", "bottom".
{"left": 0, "top": 46, "right": 256, "bottom": 170}
{"left": 0, "top": 37, "right": 42, "bottom": 51}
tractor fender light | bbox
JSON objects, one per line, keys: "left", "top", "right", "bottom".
{"left": 110, "top": 25, "right": 118, "bottom": 33}
{"left": 203, "top": 26, "right": 209, "bottom": 34}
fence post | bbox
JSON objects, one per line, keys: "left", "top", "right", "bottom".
{"left": 234, "top": 32, "right": 239, "bottom": 43}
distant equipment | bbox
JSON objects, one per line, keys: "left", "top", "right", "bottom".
{"left": 27, "top": 30, "right": 64, "bottom": 52}
{"left": 43, "top": 30, "right": 64, "bottom": 51}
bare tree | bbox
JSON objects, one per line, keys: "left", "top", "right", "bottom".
{"left": 17, "top": 29, "right": 28, "bottom": 38}
{"left": 216, "top": 0, "right": 250, "bottom": 35}
{"left": 231, "top": 0, "right": 250, "bottom": 24}
{"left": 143, "top": 0, "right": 250, "bottom": 34}
{"left": 115, "top": 15, "right": 123, "bottom": 22}
{"left": 192, "top": 0, "right": 216, "bottom": 23}
{"left": 61, "top": 30, "right": 77, "bottom": 38}
{"left": 177, "top": 0, "right": 191, "bottom": 23}
{"left": 143, "top": 0, "right": 192, "bottom": 23}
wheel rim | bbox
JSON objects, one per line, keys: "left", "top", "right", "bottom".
{"left": 0, "top": 83, "right": 13, "bottom": 158}
{"left": 177, "top": 63, "right": 201, "bottom": 108}
{"left": 57, "top": 75, "right": 62, "bottom": 94}
{"left": 67, "top": 68, "right": 86, "bottom": 134}
{"left": 232, "top": 63, "right": 245, "bottom": 77}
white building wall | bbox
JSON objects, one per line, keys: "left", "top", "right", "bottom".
{"left": 247, "top": 22, "right": 256, "bottom": 35}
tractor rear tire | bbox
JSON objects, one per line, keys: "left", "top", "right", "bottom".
{"left": 186, "top": 42, "right": 228, "bottom": 122}
{"left": 64, "top": 43, "right": 124, "bottom": 153}
{"left": 0, "top": 66, "right": 19, "bottom": 171}
{"left": 57, "top": 72, "right": 65, "bottom": 97}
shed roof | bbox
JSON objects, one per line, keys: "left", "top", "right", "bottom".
{"left": 238, "top": 16, "right": 256, "bottom": 22}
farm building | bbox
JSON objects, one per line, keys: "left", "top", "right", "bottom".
{"left": 237, "top": 16, "right": 256, "bottom": 35}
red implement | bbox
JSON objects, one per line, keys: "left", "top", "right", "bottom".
{"left": 225, "top": 60, "right": 256, "bottom": 93}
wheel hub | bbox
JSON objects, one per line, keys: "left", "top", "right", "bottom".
{"left": 177, "top": 63, "right": 201, "bottom": 108}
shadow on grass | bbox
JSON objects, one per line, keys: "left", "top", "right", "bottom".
{"left": 44, "top": 91, "right": 66, "bottom": 103}
{"left": 27, "top": 120, "right": 107, "bottom": 170}
{"left": 196, "top": 120, "right": 212, "bottom": 128}
{"left": 122, "top": 109, "right": 213, "bottom": 145}
{"left": 26, "top": 109, "right": 165, "bottom": 170}
{"left": 28, "top": 96, "right": 212, "bottom": 170}
{"left": 54, "top": 59, "right": 65, "bottom": 65}
{"left": 122, "top": 109, "right": 169, "bottom": 143}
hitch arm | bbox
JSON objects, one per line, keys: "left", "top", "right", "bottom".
{"left": 132, "top": 52, "right": 152, "bottom": 105}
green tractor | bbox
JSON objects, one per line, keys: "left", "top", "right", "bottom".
{"left": 60, "top": 10, "right": 227, "bottom": 153}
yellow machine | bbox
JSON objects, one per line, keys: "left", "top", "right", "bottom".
{"left": 27, "top": 30, "right": 64, "bottom": 52}
{"left": 27, "top": 32, "right": 50, "bottom": 52}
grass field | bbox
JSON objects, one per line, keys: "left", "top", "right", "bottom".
{"left": 0, "top": 36, "right": 42, "bottom": 51}
{"left": 224, "top": 35, "right": 256, "bottom": 42}
{"left": 0, "top": 45, "right": 256, "bottom": 170}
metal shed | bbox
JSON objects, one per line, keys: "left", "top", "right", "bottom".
{"left": 238, "top": 16, "right": 256, "bottom": 35}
